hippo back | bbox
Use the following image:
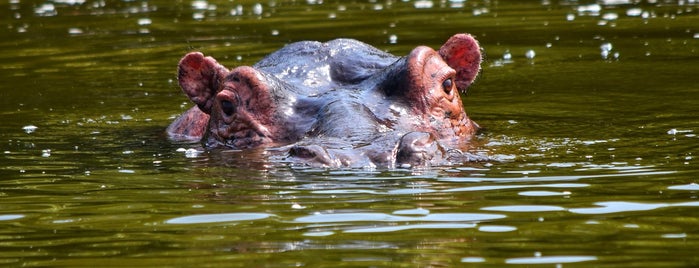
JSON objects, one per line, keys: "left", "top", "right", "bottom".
{"left": 253, "top": 39, "right": 398, "bottom": 96}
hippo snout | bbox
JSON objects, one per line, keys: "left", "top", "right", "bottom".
{"left": 396, "top": 132, "right": 446, "bottom": 167}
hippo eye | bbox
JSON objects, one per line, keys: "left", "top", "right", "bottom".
{"left": 442, "top": 78, "right": 454, "bottom": 95}
{"left": 220, "top": 100, "right": 236, "bottom": 116}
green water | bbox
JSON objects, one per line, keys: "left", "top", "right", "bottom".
{"left": 1, "top": 0, "right": 698, "bottom": 267}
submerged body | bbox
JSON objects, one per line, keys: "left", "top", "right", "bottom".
{"left": 168, "top": 34, "right": 483, "bottom": 168}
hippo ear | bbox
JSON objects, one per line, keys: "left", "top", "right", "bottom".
{"left": 178, "top": 52, "right": 229, "bottom": 114}
{"left": 438, "top": 34, "right": 482, "bottom": 92}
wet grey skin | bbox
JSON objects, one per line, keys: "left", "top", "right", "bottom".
{"left": 168, "top": 33, "right": 483, "bottom": 168}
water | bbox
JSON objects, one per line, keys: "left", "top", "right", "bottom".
{"left": 1, "top": 0, "right": 698, "bottom": 266}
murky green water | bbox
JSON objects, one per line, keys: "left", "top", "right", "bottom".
{"left": 1, "top": 0, "right": 698, "bottom": 267}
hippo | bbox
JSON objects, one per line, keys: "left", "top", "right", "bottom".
{"left": 167, "top": 33, "right": 483, "bottom": 168}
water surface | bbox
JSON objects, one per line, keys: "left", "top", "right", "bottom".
{"left": 1, "top": 0, "right": 698, "bottom": 267}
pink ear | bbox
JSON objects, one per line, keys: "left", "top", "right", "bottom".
{"left": 438, "top": 34, "right": 482, "bottom": 92}
{"left": 166, "top": 106, "right": 210, "bottom": 140}
{"left": 178, "top": 52, "right": 229, "bottom": 114}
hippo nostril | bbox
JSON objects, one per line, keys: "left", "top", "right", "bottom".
{"left": 221, "top": 99, "right": 236, "bottom": 116}
{"left": 442, "top": 78, "right": 454, "bottom": 95}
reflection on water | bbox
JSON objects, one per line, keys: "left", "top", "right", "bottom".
{"left": 505, "top": 255, "right": 598, "bottom": 265}
{"left": 1, "top": 0, "right": 698, "bottom": 267}
{"left": 294, "top": 212, "right": 505, "bottom": 223}
{"left": 166, "top": 212, "right": 273, "bottom": 224}
{"left": 570, "top": 200, "right": 699, "bottom": 214}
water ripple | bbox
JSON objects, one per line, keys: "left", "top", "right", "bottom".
{"left": 165, "top": 213, "right": 273, "bottom": 224}
{"left": 392, "top": 208, "right": 430, "bottom": 215}
{"left": 440, "top": 170, "right": 676, "bottom": 184}
{"left": 481, "top": 205, "right": 566, "bottom": 212}
{"left": 443, "top": 183, "right": 589, "bottom": 193}
{"left": 506, "top": 255, "right": 597, "bottom": 264}
{"left": 294, "top": 212, "right": 505, "bottom": 223}
{"left": 345, "top": 223, "right": 476, "bottom": 233}
{"left": 569, "top": 201, "right": 699, "bottom": 215}
{"left": 518, "top": 190, "right": 572, "bottom": 196}
{"left": 0, "top": 214, "right": 25, "bottom": 221}
{"left": 478, "top": 225, "right": 517, "bottom": 232}
{"left": 668, "top": 183, "right": 699, "bottom": 191}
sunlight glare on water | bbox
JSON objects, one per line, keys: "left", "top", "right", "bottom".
{"left": 166, "top": 213, "right": 273, "bottom": 224}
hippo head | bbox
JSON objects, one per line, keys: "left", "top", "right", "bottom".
{"left": 177, "top": 53, "right": 306, "bottom": 148}
{"left": 372, "top": 33, "right": 482, "bottom": 146}
{"left": 169, "top": 33, "right": 484, "bottom": 167}
{"left": 289, "top": 34, "right": 484, "bottom": 167}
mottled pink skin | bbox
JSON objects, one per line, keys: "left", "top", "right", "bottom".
{"left": 167, "top": 33, "right": 483, "bottom": 167}
{"left": 166, "top": 106, "right": 209, "bottom": 140}
{"left": 403, "top": 38, "right": 481, "bottom": 145}
{"left": 439, "top": 34, "right": 482, "bottom": 91}
{"left": 168, "top": 53, "right": 303, "bottom": 147}
{"left": 204, "top": 66, "right": 290, "bottom": 148}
